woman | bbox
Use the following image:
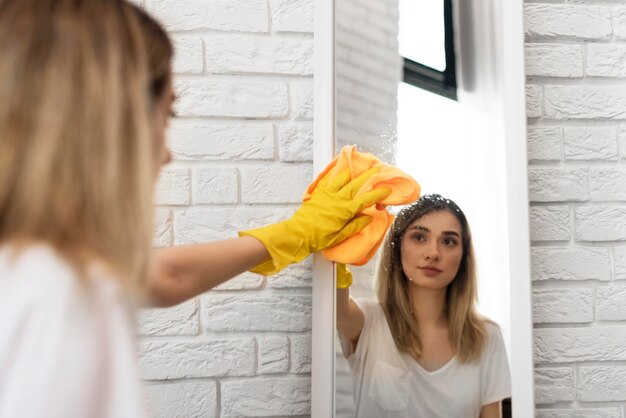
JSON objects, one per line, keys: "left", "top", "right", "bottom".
{"left": 337, "top": 194, "right": 511, "bottom": 418}
{"left": 0, "top": 1, "right": 389, "bottom": 417}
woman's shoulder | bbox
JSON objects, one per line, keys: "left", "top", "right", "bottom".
{"left": 0, "top": 243, "right": 122, "bottom": 303}
{"left": 354, "top": 297, "right": 386, "bottom": 319}
{"left": 0, "top": 244, "right": 77, "bottom": 285}
{"left": 354, "top": 297, "right": 381, "bottom": 309}
{"left": 348, "top": 298, "right": 401, "bottom": 363}
{"left": 482, "top": 319, "right": 502, "bottom": 335}
{"left": 479, "top": 318, "right": 507, "bottom": 352}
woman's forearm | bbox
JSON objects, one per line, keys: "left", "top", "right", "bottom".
{"left": 145, "top": 237, "right": 270, "bottom": 307}
{"left": 336, "top": 287, "right": 365, "bottom": 348}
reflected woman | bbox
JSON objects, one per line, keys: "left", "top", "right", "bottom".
{"left": 337, "top": 194, "right": 511, "bottom": 418}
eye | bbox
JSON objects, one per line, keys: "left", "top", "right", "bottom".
{"left": 410, "top": 233, "right": 426, "bottom": 242}
{"left": 442, "top": 237, "right": 458, "bottom": 247}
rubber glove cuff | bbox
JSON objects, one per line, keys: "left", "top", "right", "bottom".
{"left": 336, "top": 263, "right": 353, "bottom": 289}
{"left": 239, "top": 220, "right": 310, "bottom": 275}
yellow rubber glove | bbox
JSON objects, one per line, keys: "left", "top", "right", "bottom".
{"left": 336, "top": 263, "right": 353, "bottom": 289}
{"left": 239, "top": 167, "right": 391, "bottom": 275}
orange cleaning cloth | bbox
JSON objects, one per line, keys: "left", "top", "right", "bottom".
{"left": 303, "top": 145, "right": 420, "bottom": 265}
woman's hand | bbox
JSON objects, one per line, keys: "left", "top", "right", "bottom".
{"left": 240, "top": 167, "right": 391, "bottom": 275}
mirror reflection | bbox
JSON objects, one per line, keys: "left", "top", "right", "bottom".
{"left": 334, "top": 0, "right": 513, "bottom": 417}
{"left": 335, "top": 196, "right": 511, "bottom": 417}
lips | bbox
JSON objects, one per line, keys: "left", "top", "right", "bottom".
{"left": 419, "top": 266, "right": 442, "bottom": 276}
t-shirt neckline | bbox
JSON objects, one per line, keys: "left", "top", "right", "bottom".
{"left": 403, "top": 353, "right": 457, "bottom": 376}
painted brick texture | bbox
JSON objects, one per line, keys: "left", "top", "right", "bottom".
{"left": 525, "top": 2, "right": 626, "bottom": 415}
{"left": 138, "top": 0, "right": 315, "bottom": 416}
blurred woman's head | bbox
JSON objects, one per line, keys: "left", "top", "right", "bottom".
{"left": 376, "top": 194, "right": 486, "bottom": 363}
{"left": 129, "top": 1, "right": 174, "bottom": 165}
{"left": 0, "top": 0, "right": 173, "bottom": 288}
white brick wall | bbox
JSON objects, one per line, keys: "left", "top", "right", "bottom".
{"left": 525, "top": 1, "right": 626, "bottom": 414}
{"left": 139, "top": 0, "right": 314, "bottom": 416}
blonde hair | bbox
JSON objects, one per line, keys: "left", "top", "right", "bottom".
{"left": 0, "top": 0, "right": 169, "bottom": 288}
{"left": 376, "top": 195, "right": 487, "bottom": 363}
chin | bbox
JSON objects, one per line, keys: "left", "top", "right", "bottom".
{"left": 412, "top": 278, "right": 452, "bottom": 291}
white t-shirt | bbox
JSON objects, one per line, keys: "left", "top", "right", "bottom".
{"left": 0, "top": 245, "right": 150, "bottom": 418}
{"left": 345, "top": 298, "right": 511, "bottom": 418}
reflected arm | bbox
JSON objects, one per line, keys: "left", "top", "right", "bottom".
{"left": 336, "top": 287, "right": 365, "bottom": 352}
{"left": 479, "top": 401, "right": 501, "bottom": 418}
{"left": 145, "top": 237, "right": 270, "bottom": 308}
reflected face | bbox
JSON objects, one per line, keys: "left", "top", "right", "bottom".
{"left": 153, "top": 72, "right": 175, "bottom": 167}
{"left": 400, "top": 210, "right": 463, "bottom": 290}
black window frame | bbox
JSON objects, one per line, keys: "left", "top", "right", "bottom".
{"left": 401, "top": 0, "right": 457, "bottom": 100}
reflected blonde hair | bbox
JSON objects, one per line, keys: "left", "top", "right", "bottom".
{"left": 376, "top": 195, "right": 487, "bottom": 363}
{"left": 0, "top": 0, "right": 169, "bottom": 288}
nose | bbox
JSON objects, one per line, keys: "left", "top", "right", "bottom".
{"left": 424, "top": 241, "right": 440, "bottom": 262}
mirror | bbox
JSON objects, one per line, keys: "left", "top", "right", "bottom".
{"left": 325, "top": 0, "right": 535, "bottom": 417}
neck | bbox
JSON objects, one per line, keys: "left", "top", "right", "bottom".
{"left": 410, "top": 283, "right": 448, "bottom": 327}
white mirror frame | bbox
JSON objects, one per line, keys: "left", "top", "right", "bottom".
{"left": 311, "top": 0, "right": 336, "bottom": 415}
{"left": 311, "top": 0, "right": 535, "bottom": 416}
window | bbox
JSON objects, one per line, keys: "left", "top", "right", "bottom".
{"left": 399, "top": 0, "right": 456, "bottom": 100}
